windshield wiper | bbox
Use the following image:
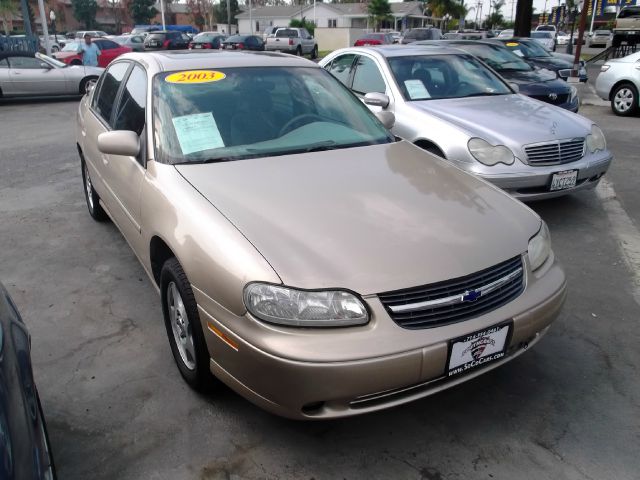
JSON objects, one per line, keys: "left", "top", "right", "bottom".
{"left": 463, "top": 92, "right": 506, "bottom": 97}
{"left": 173, "top": 157, "right": 238, "bottom": 165}
{"left": 246, "top": 140, "right": 339, "bottom": 155}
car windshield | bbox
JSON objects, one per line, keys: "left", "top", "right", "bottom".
{"left": 225, "top": 35, "right": 244, "bottom": 42}
{"left": 503, "top": 39, "right": 550, "bottom": 58}
{"left": 194, "top": 33, "right": 218, "bottom": 41}
{"left": 36, "top": 52, "right": 67, "bottom": 68}
{"left": 388, "top": 54, "right": 511, "bottom": 101}
{"left": 618, "top": 6, "right": 640, "bottom": 18}
{"left": 498, "top": 30, "right": 514, "bottom": 37}
{"left": 454, "top": 43, "right": 532, "bottom": 72}
{"left": 62, "top": 41, "right": 81, "bottom": 52}
{"left": 276, "top": 29, "right": 298, "bottom": 38}
{"left": 595, "top": 30, "right": 611, "bottom": 36}
{"left": 153, "top": 67, "right": 394, "bottom": 164}
{"left": 531, "top": 32, "right": 553, "bottom": 39}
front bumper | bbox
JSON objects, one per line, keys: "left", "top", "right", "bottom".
{"left": 193, "top": 257, "right": 566, "bottom": 419}
{"left": 462, "top": 152, "right": 612, "bottom": 202}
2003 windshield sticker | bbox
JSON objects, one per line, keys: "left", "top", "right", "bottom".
{"left": 165, "top": 70, "right": 226, "bottom": 84}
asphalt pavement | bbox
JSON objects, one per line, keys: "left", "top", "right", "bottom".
{"left": 1, "top": 91, "right": 639, "bottom": 480}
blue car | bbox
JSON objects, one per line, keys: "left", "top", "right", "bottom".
{"left": 0, "top": 284, "right": 55, "bottom": 480}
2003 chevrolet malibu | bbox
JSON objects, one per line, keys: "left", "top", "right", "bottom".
{"left": 76, "top": 51, "right": 566, "bottom": 419}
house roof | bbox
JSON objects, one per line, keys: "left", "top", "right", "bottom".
{"left": 236, "top": 1, "right": 425, "bottom": 20}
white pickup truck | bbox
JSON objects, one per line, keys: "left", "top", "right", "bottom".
{"left": 265, "top": 27, "right": 318, "bottom": 58}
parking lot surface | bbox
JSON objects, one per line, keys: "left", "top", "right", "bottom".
{"left": 1, "top": 96, "right": 639, "bottom": 480}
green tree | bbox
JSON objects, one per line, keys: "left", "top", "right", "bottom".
{"left": 72, "top": 0, "right": 97, "bottom": 28}
{"left": 487, "top": 0, "right": 505, "bottom": 29}
{"left": 0, "top": 0, "right": 18, "bottom": 35}
{"left": 129, "top": 0, "right": 156, "bottom": 25}
{"left": 216, "top": 0, "right": 240, "bottom": 30}
{"left": 368, "top": 0, "right": 391, "bottom": 31}
{"left": 289, "top": 16, "right": 315, "bottom": 35}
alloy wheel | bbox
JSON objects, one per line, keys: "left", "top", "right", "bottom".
{"left": 167, "top": 281, "right": 196, "bottom": 370}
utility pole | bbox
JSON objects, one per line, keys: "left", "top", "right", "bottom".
{"left": 36, "top": 0, "right": 50, "bottom": 55}
{"left": 227, "top": 0, "right": 231, "bottom": 35}
{"left": 570, "top": 0, "right": 590, "bottom": 81}
{"left": 589, "top": 0, "right": 598, "bottom": 34}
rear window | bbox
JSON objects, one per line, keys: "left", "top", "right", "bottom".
{"left": 147, "top": 33, "right": 167, "bottom": 41}
{"left": 225, "top": 35, "right": 245, "bottom": 42}
{"left": 276, "top": 29, "right": 298, "bottom": 38}
{"left": 618, "top": 7, "right": 640, "bottom": 18}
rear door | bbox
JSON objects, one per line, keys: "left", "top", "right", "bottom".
{"left": 6, "top": 55, "right": 67, "bottom": 95}
{"left": 95, "top": 39, "right": 121, "bottom": 67}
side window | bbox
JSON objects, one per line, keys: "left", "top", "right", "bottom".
{"left": 113, "top": 65, "right": 147, "bottom": 135}
{"left": 0, "top": 59, "right": 8, "bottom": 68}
{"left": 93, "top": 62, "right": 129, "bottom": 124}
{"left": 8, "top": 56, "right": 43, "bottom": 69}
{"left": 326, "top": 54, "right": 355, "bottom": 86}
{"left": 351, "top": 56, "right": 386, "bottom": 95}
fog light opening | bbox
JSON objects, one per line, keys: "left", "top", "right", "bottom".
{"left": 301, "top": 401, "right": 325, "bottom": 415}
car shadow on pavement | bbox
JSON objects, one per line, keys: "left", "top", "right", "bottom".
{"left": 0, "top": 96, "right": 82, "bottom": 106}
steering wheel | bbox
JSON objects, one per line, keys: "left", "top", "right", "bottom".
{"left": 278, "top": 114, "right": 325, "bottom": 137}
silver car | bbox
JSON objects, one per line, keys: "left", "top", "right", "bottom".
{"left": 0, "top": 51, "right": 103, "bottom": 97}
{"left": 320, "top": 46, "right": 613, "bottom": 201}
{"left": 595, "top": 51, "right": 640, "bottom": 116}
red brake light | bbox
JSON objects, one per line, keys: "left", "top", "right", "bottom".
{"left": 289, "top": 38, "right": 294, "bottom": 46}
{"left": 163, "top": 39, "right": 170, "bottom": 48}
{"left": 188, "top": 43, "right": 193, "bottom": 49}
{"left": 238, "top": 42, "right": 245, "bottom": 49}
{"left": 205, "top": 43, "right": 212, "bottom": 48}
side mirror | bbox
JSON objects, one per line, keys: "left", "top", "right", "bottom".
{"left": 40, "top": 62, "right": 52, "bottom": 69}
{"left": 364, "top": 92, "right": 390, "bottom": 108}
{"left": 375, "top": 111, "right": 395, "bottom": 130}
{"left": 509, "top": 82, "right": 520, "bottom": 93}
{"left": 97, "top": 130, "right": 140, "bottom": 157}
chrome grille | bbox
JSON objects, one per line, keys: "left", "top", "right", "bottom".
{"left": 524, "top": 138, "right": 585, "bottom": 166}
{"left": 531, "top": 93, "right": 570, "bottom": 105}
{"left": 378, "top": 256, "right": 524, "bottom": 329}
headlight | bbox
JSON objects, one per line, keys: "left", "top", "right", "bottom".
{"left": 586, "top": 125, "right": 606, "bottom": 152}
{"left": 528, "top": 222, "right": 551, "bottom": 272}
{"left": 467, "top": 138, "right": 515, "bottom": 166}
{"left": 243, "top": 283, "right": 369, "bottom": 327}
{"left": 569, "top": 85, "right": 578, "bottom": 102}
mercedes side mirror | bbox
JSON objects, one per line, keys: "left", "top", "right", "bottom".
{"left": 509, "top": 82, "right": 520, "bottom": 93}
{"left": 375, "top": 111, "right": 395, "bottom": 130}
{"left": 97, "top": 131, "right": 140, "bottom": 157}
{"left": 364, "top": 92, "right": 390, "bottom": 108}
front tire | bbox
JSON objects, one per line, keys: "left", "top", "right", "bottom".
{"left": 81, "top": 159, "right": 108, "bottom": 221}
{"left": 160, "top": 258, "right": 215, "bottom": 391}
{"left": 611, "top": 83, "right": 639, "bottom": 116}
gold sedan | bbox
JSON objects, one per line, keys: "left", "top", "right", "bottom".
{"left": 76, "top": 51, "right": 566, "bottom": 419}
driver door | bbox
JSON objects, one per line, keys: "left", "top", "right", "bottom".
{"left": 6, "top": 55, "right": 67, "bottom": 95}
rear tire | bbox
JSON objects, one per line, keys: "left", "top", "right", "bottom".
{"left": 71, "top": 59, "right": 82, "bottom": 66}
{"left": 296, "top": 45, "right": 302, "bottom": 56}
{"left": 611, "top": 82, "right": 639, "bottom": 117}
{"left": 160, "top": 258, "right": 216, "bottom": 392}
{"left": 310, "top": 45, "right": 318, "bottom": 59}
{"left": 79, "top": 76, "right": 97, "bottom": 95}
{"left": 81, "top": 158, "right": 108, "bottom": 221}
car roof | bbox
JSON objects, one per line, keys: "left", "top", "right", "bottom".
{"left": 119, "top": 51, "right": 317, "bottom": 75}
{"left": 340, "top": 45, "right": 471, "bottom": 58}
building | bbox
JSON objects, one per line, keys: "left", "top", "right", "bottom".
{"left": 236, "top": 2, "right": 432, "bottom": 35}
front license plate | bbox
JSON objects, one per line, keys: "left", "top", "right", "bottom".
{"left": 448, "top": 323, "right": 511, "bottom": 377}
{"left": 550, "top": 169, "right": 578, "bottom": 191}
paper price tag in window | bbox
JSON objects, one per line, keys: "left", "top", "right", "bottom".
{"left": 404, "top": 80, "right": 431, "bottom": 100}
{"left": 172, "top": 112, "right": 225, "bottom": 155}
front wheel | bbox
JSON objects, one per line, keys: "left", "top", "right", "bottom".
{"left": 611, "top": 83, "right": 639, "bottom": 116}
{"left": 160, "top": 258, "right": 216, "bottom": 391}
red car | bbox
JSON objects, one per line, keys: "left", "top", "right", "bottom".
{"left": 53, "top": 39, "right": 132, "bottom": 68}
{"left": 354, "top": 33, "right": 394, "bottom": 47}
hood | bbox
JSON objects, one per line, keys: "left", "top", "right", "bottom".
{"left": 408, "top": 94, "right": 591, "bottom": 150}
{"left": 176, "top": 141, "right": 540, "bottom": 295}
{"left": 530, "top": 56, "right": 571, "bottom": 70}
{"left": 498, "top": 67, "right": 564, "bottom": 89}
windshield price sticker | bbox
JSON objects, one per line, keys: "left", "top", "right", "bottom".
{"left": 165, "top": 70, "right": 226, "bottom": 84}
{"left": 506, "top": 42, "right": 520, "bottom": 47}
{"left": 404, "top": 80, "right": 431, "bottom": 100}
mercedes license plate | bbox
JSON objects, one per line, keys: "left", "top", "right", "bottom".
{"left": 448, "top": 323, "right": 511, "bottom": 377}
{"left": 550, "top": 170, "right": 578, "bottom": 191}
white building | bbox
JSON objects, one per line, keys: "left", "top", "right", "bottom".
{"left": 236, "top": 2, "right": 432, "bottom": 35}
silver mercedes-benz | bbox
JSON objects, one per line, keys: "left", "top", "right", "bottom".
{"left": 320, "top": 46, "right": 613, "bottom": 201}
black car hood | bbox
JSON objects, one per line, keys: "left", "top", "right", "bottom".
{"left": 496, "top": 67, "right": 571, "bottom": 96}
{"left": 528, "top": 56, "right": 571, "bottom": 71}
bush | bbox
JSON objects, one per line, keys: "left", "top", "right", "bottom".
{"left": 290, "top": 17, "right": 315, "bottom": 36}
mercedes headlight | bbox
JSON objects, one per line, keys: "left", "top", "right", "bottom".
{"left": 244, "top": 283, "right": 369, "bottom": 327}
{"left": 569, "top": 84, "right": 578, "bottom": 103}
{"left": 467, "top": 138, "right": 515, "bottom": 166}
{"left": 586, "top": 125, "right": 606, "bottom": 152}
{"left": 528, "top": 222, "right": 551, "bottom": 272}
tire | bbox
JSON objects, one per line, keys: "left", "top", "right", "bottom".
{"left": 79, "top": 76, "right": 97, "bottom": 95}
{"left": 160, "top": 257, "right": 215, "bottom": 391}
{"left": 310, "top": 45, "right": 318, "bottom": 59}
{"left": 611, "top": 82, "right": 639, "bottom": 116}
{"left": 51, "top": 45, "right": 59, "bottom": 52}
{"left": 70, "top": 59, "right": 82, "bottom": 66}
{"left": 296, "top": 45, "right": 302, "bottom": 56}
{"left": 81, "top": 158, "right": 108, "bottom": 221}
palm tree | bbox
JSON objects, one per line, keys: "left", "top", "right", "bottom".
{"left": 0, "top": 0, "right": 18, "bottom": 35}
{"left": 368, "top": 0, "right": 392, "bottom": 32}
{"left": 487, "top": 0, "right": 505, "bottom": 29}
